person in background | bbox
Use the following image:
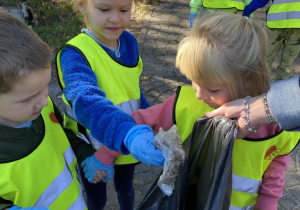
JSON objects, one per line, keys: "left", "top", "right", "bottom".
{"left": 132, "top": 13, "right": 300, "bottom": 209}
{"left": 243, "top": 0, "right": 300, "bottom": 80}
{"left": 189, "top": 0, "right": 252, "bottom": 28}
{"left": 56, "top": 0, "right": 164, "bottom": 209}
{"left": 206, "top": 76, "right": 300, "bottom": 138}
{"left": 0, "top": 9, "right": 97, "bottom": 210}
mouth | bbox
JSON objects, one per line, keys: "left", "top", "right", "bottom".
{"left": 204, "top": 101, "right": 217, "bottom": 108}
{"left": 203, "top": 100, "right": 211, "bottom": 105}
{"left": 32, "top": 110, "right": 42, "bottom": 115}
{"left": 107, "top": 27, "right": 121, "bottom": 32}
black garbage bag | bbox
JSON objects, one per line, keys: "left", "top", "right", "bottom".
{"left": 136, "top": 115, "right": 236, "bottom": 210}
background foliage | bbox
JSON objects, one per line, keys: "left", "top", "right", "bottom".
{"left": 2, "top": 0, "right": 158, "bottom": 51}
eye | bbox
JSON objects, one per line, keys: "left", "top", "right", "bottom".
{"left": 99, "top": 8, "right": 109, "bottom": 12}
{"left": 120, "top": 9, "right": 129, "bottom": 12}
{"left": 19, "top": 98, "right": 31, "bottom": 103}
{"left": 209, "top": 89, "right": 220, "bottom": 93}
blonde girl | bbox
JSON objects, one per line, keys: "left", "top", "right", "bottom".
{"left": 132, "top": 13, "right": 299, "bottom": 210}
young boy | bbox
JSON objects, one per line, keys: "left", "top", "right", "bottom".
{"left": 0, "top": 9, "right": 99, "bottom": 210}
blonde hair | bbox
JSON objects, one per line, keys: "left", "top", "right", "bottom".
{"left": 176, "top": 13, "right": 271, "bottom": 99}
{"left": 0, "top": 9, "right": 51, "bottom": 93}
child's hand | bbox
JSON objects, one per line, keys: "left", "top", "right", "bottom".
{"left": 93, "top": 170, "right": 108, "bottom": 184}
{"left": 123, "top": 125, "right": 165, "bottom": 166}
{"left": 81, "top": 155, "right": 114, "bottom": 183}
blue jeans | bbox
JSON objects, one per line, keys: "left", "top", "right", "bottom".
{"left": 78, "top": 163, "right": 136, "bottom": 210}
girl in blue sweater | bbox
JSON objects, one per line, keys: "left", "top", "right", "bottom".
{"left": 56, "top": 0, "right": 164, "bottom": 209}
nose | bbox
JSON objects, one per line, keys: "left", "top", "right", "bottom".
{"left": 109, "top": 10, "right": 120, "bottom": 23}
{"left": 195, "top": 86, "right": 208, "bottom": 100}
{"left": 36, "top": 88, "right": 49, "bottom": 109}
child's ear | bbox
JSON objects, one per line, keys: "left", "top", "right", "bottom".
{"left": 242, "top": 71, "right": 252, "bottom": 92}
{"left": 77, "top": 1, "right": 87, "bottom": 15}
{"left": 244, "top": 76, "right": 252, "bottom": 91}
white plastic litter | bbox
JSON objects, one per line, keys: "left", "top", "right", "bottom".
{"left": 153, "top": 125, "right": 185, "bottom": 196}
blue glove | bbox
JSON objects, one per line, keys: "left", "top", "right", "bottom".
{"left": 124, "top": 125, "right": 165, "bottom": 166}
{"left": 189, "top": 13, "right": 197, "bottom": 28}
{"left": 10, "top": 206, "right": 49, "bottom": 210}
{"left": 81, "top": 155, "right": 114, "bottom": 183}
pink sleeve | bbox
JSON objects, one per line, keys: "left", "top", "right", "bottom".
{"left": 94, "top": 145, "right": 122, "bottom": 166}
{"left": 131, "top": 95, "right": 175, "bottom": 133}
{"left": 255, "top": 154, "right": 291, "bottom": 210}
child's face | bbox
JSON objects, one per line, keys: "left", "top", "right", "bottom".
{"left": 192, "top": 81, "right": 233, "bottom": 109}
{"left": 84, "top": 0, "right": 132, "bottom": 48}
{"left": 0, "top": 68, "right": 51, "bottom": 127}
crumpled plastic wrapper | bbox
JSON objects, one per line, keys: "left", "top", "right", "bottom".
{"left": 153, "top": 124, "right": 185, "bottom": 196}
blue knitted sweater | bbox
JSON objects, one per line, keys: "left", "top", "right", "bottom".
{"left": 59, "top": 30, "right": 150, "bottom": 154}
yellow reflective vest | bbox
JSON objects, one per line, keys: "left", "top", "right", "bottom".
{"left": 0, "top": 97, "right": 86, "bottom": 209}
{"left": 57, "top": 33, "right": 142, "bottom": 165}
{"left": 267, "top": 0, "right": 300, "bottom": 28}
{"left": 174, "top": 86, "right": 300, "bottom": 209}
{"left": 202, "top": 0, "right": 249, "bottom": 10}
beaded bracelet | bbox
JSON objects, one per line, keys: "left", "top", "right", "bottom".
{"left": 242, "top": 96, "right": 260, "bottom": 132}
{"left": 262, "top": 93, "right": 276, "bottom": 125}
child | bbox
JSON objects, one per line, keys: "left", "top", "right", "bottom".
{"left": 56, "top": 0, "right": 164, "bottom": 209}
{"left": 243, "top": 0, "right": 300, "bottom": 81}
{"left": 132, "top": 13, "right": 300, "bottom": 210}
{"left": 0, "top": 9, "right": 98, "bottom": 210}
{"left": 189, "top": 0, "right": 252, "bottom": 28}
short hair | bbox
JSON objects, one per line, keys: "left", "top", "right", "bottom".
{"left": 0, "top": 9, "right": 51, "bottom": 93}
{"left": 176, "top": 13, "right": 271, "bottom": 99}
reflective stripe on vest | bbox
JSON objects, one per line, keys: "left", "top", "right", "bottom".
{"left": 203, "top": 0, "right": 245, "bottom": 10}
{"left": 232, "top": 174, "right": 260, "bottom": 194}
{"left": 173, "top": 86, "right": 300, "bottom": 208}
{"left": 272, "top": 0, "right": 300, "bottom": 5}
{"left": 229, "top": 205, "right": 253, "bottom": 210}
{"left": 57, "top": 33, "right": 142, "bottom": 165}
{"left": 0, "top": 97, "right": 86, "bottom": 209}
{"left": 68, "top": 187, "right": 86, "bottom": 210}
{"left": 229, "top": 174, "right": 259, "bottom": 209}
{"left": 267, "top": 0, "right": 300, "bottom": 28}
{"left": 34, "top": 146, "right": 75, "bottom": 207}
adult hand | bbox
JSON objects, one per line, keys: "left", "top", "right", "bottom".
{"left": 124, "top": 125, "right": 165, "bottom": 166}
{"left": 206, "top": 95, "right": 269, "bottom": 138}
{"left": 81, "top": 155, "right": 114, "bottom": 183}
